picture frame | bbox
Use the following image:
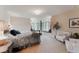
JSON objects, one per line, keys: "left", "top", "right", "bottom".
{"left": 69, "top": 18, "right": 79, "bottom": 28}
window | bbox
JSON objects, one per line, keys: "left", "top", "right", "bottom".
{"left": 42, "top": 21, "right": 50, "bottom": 32}
{"left": 31, "top": 16, "right": 51, "bottom": 32}
{"left": 31, "top": 22, "right": 40, "bottom": 31}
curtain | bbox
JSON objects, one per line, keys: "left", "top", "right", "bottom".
{"left": 31, "top": 21, "right": 50, "bottom": 32}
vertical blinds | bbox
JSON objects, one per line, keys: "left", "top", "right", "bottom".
{"left": 31, "top": 21, "right": 50, "bottom": 32}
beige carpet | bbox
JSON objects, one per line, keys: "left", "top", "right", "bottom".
{"left": 20, "top": 32, "right": 67, "bottom": 53}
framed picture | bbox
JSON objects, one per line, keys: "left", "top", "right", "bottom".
{"left": 69, "top": 18, "right": 79, "bottom": 28}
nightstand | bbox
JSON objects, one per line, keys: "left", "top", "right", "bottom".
{"left": 0, "top": 35, "right": 12, "bottom": 53}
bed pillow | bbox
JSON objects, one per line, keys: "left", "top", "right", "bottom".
{"left": 10, "top": 29, "right": 21, "bottom": 36}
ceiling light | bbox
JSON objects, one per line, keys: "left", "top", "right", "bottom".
{"left": 33, "top": 9, "right": 43, "bottom": 15}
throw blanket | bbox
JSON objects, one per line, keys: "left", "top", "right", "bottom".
{"left": 8, "top": 33, "right": 41, "bottom": 52}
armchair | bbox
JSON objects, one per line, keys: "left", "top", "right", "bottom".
{"left": 65, "top": 38, "right": 79, "bottom": 53}
{"left": 56, "top": 31, "right": 70, "bottom": 42}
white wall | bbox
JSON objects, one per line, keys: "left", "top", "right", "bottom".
{"left": 0, "top": 6, "right": 6, "bottom": 20}
{"left": 10, "top": 16, "right": 31, "bottom": 33}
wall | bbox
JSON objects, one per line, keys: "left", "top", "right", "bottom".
{"left": 0, "top": 20, "right": 9, "bottom": 34}
{"left": 51, "top": 8, "right": 79, "bottom": 33}
{"left": 10, "top": 16, "right": 31, "bottom": 33}
{"left": 0, "top": 6, "right": 9, "bottom": 21}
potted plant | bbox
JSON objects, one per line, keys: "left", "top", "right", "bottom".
{"left": 53, "top": 22, "right": 61, "bottom": 30}
{"left": 53, "top": 22, "right": 61, "bottom": 39}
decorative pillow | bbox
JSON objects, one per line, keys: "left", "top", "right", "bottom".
{"left": 70, "top": 33, "right": 79, "bottom": 39}
{"left": 0, "top": 40, "right": 8, "bottom": 46}
{"left": 10, "top": 29, "right": 21, "bottom": 36}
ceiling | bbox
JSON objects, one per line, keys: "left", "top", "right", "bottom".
{"left": 3, "top": 5, "right": 77, "bottom": 18}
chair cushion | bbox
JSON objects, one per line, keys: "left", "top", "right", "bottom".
{"left": 69, "top": 38, "right": 79, "bottom": 43}
{"left": 56, "top": 35, "right": 66, "bottom": 42}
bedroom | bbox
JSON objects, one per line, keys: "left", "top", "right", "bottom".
{"left": 0, "top": 5, "right": 79, "bottom": 53}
